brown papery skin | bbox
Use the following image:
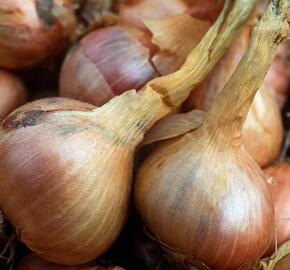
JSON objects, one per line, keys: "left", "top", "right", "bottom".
{"left": 0, "top": 69, "right": 28, "bottom": 119}
{"left": 184, "top": 24, "right": 283, "bottom": 167}
{"left": 264, "top": 163, "right": 290, "bottom": 254}
{"left": 0, "top": 0, "right": 77, "bottom": 70}
{"left": 59, "top": 25, "right": 159, "bottom": 106}
{"left": 17, "top": 254, "right": 124, "bottom": 270}
{"left": 118, "top": 0, "right": 188, "bottom": 29}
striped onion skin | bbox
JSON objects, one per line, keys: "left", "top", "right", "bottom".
{"left": 59, "top": 25, "right": 159, "bottom": 107}
{"left": 135, "top": 132, "right": 274, "bottom": 270}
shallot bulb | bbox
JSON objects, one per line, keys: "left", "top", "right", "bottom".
{"left": 265, "top": 162, "right": 290, "bottom": 254}
{"left": 0, "top": 69, "right": 28, "bottom": 119}
{"left": 184, "top": 20, "right": 283, "bottom": 167}
{"left": 59, "top": 16, "right": 209, "bottom": 106}
{"left": 17, "top": 254, "right": 124, "bottom": 270}
{"left": 60, "top": 25, "right": 159, "bottom": 106}
{"left": 0, "top": 0, "right": 77, "bottom": 70}
{"left": 135, "top": 2, "right": 289, "bottom": 269}
{"left": 0, "top": 0, "right": 256, "bottom": 265}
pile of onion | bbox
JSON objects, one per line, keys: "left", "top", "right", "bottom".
{"left": 135, "top": 1, "right": 289, "bottom": 269}
{"left": 0, "top": 0, "right": 256, "bottom": 265}
{"left": 0, "top": 0, "right": 77, "bottom": 70}
{"left": 0, "top": 69, "right": 28, "bottom": 119}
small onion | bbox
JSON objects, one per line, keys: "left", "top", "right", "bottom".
{"left": 17, "top": 254, "right": 124, "bottom": 270}
{"left": 0, "top": 0, "right": 77, "bottom": 70}
{"left": 0, "top": 69, "right": 28, "bottom": 119}
{"left": 265, "top": 162, "right": 290, "bottom": 254}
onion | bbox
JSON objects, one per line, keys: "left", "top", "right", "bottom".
{"left": 0, "top": 0, "right": 77, "bottom": 70}
{"left": 59, "top": 15, "right": 209, "bottom": 106}
{"left": 184, "top": 18, "right": 283, "bottom": 167}
{"left": 265, "top": 162, "right": 290, "bottom": 254}
{"left": 17, "top": 254, "right": 124, "bottom": 270}
{"left": 0, "top": 69, "right": 28, "bottom": 119}
{"left": 59, "top": 25, "right": 159, "bottom": 106}
{"left": 135, "top": 2, "right": 288, "bottom": 269}
{"left": 0, "top": 1, "right": 256, "bottom": 265}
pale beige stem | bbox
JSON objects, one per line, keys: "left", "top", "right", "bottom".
{"left": 142, "top": 0, "right": 258, "bottom": 108}
{"left": 93, "top": 0, "right": 258, "bottom": 145}
{"left": 202, "top": 0, "right": 289, "bottom": 147}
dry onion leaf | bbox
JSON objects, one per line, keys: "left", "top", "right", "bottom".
{"left": 144, "top": 14, "right": 210, "bottom": 74}
{"left": 252, "top": 241, "right": 290, "bottom": 270}
{"left": 142, "top": 110, "right": 204, "bottom": 146}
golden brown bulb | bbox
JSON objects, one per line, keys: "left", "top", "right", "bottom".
{"left": 0, "top": 97, "right": 143, "bottom": 265}
{"left": 135, "top": 132, "right": 274, "bottom": 270}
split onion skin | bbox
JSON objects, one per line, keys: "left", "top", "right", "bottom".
{"left": 0, "top": 69, "right": 28, "bottom": 119}
{"left": 265, "top": 163, "right": 290, "bottom": 254}
{"left": 17, "top": 254, "right": 124, "bottom": 270}
{"left": 0, "top": 0, "right": 77, "bottom": 70}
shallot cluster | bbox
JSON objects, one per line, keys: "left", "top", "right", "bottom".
{"left": 0, "top": 1, "right": 289, "bottom": 270}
